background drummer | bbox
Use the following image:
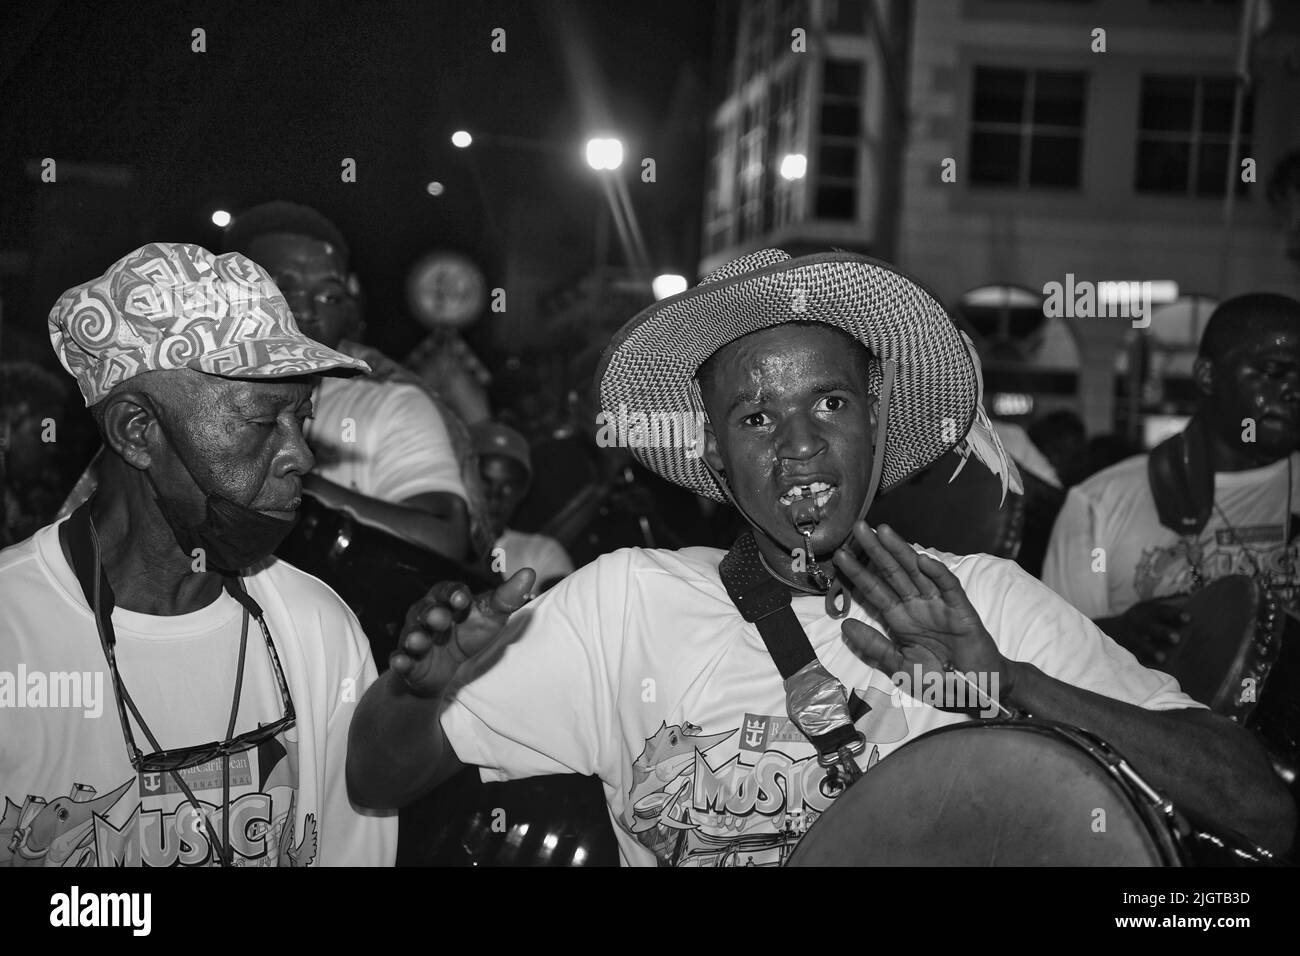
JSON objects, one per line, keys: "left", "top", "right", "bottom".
{"left": 348, "top": 250, "right": 1294, "bottom": 866}
{"left": 1044, "top": 294, "right": 1300, "bottom": 668}
{"left": 225, "top": 202, "right": 472, "bottom": 562}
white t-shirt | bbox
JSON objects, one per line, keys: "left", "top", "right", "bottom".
{"left": 441, "top": 545, "right": 1200, "bottom": 867}
{"left": 0, "top": 519, "right": 397, "bottom": 867}
{"left": 306, "top": 375, "right": 467, "bottom": 505}
{"left": 1043, "top": 453, "right": 1299, "bottom": 620}
{"left": 494, "top": 529, "right": 574, "bottom": 586}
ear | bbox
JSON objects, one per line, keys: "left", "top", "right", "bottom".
{"left": 100, "top": 391, "right": 162, "bottom": 471}
{"left": 1192, "top": 356, "right": 1214, "bottom": 399}
{"left": 867, "top": 392, "right": 879, "bottom": 433}
{"left": 701, "top": 417, "right": 725, "bottom": 477}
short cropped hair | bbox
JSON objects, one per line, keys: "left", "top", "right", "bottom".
{"left": 1198, "top": 292, "right": 1300, "bottom": 362}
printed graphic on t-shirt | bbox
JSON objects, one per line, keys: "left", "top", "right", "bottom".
{"left": 628, "top": 685, "right": 909, "bottom": 867}
{"left": 0, "top": 732, "right": 315, "bottom": 867}
{"left": 1133, "top": 523, "right": 1299, "bottom": 614}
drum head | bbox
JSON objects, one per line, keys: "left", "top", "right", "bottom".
{"left": 787, "top": 722, "right": 1178, "bottom": 866}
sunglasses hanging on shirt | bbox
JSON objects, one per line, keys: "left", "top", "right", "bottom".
{"left": 64, "top": 498, "right": 296, "bottom": 868}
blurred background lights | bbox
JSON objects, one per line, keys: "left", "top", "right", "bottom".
{"left": 992, "top": 392, "right": 1035, "bottom": 417}
{"left": 585, "top": 137, "right": 624, "bottom": 171}
{"left": 652, "top": 273, "right": 688, "bottom": 300}
{"left": 779, "top": 153, "right": 807, "bottom": 181}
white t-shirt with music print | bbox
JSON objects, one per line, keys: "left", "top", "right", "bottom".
{"left": 440, "top": 545, "right": 1200, "bottom": 867}
{"left": 0, "top": 518, "right": 397, "bottom": 867}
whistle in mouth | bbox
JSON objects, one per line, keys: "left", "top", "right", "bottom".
{"left": 790, "top": 497, "right": 822, "bottom": 532}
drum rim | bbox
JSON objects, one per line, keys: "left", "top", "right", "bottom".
{"left": 786, "top": 717, "right": 1186, "bottom": 867}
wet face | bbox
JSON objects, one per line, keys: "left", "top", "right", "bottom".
{"left": 246, "top": 233, "right": 354, "bottom": 350}
{"left": 700, "top": 324, "right": 875, "bottom": 558}
{"left": 1203, "top": 322, "right": 1300, "bottom": 461}
{"left": 147, "top": 375, "right": 317, "bottom": 522}
{"left": 478, "top": 453, "right": 530, "bottom": 537}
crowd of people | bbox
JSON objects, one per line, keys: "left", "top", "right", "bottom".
{"left": 1, "top": 203, "right": 1297, "bottom": 867}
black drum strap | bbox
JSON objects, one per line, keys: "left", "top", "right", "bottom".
{"left": 719, "top": 532, "right": 866, "bottom": 787}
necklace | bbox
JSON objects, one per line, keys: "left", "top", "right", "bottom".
{"left": 1184, "top": 457, "right": 1292, "bottom": 592}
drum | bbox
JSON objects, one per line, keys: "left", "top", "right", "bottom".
{"left": 274, "top": 493, "right": 492, "bottom": 666}
{"left": 787, "top": 720, "right": 1187, "bottom": 866}
{"left": 1160, "top": 575, "right": 1277, "bottom": 722}
{"left": 865, "top": 448, "right": 1026, "bottom": 560}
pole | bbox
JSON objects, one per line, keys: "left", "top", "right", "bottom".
{"left": 1218, "top": 0, "right": 1259, "bottom": 298}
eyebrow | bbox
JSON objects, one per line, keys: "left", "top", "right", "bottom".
{"left": 726, "top": 379, "right": 861, "bottom": 413}
{"left": 231, "top": 389, "right": 314, "bottom": 414}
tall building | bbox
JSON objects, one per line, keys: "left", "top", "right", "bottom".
{"left": 701, "top": 0, "right": 910, "bottom": 269}
{"left": 703, "top": 0, "right": 1300, "bottom": 441}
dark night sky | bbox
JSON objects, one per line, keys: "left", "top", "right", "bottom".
{"left": 0, "top": 0, "right": 716, "bottom": 358}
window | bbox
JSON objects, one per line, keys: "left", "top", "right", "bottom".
{"left": 968, "top": 67, "right": 1087, "bottom": 189}
{"left": 1135, "top": 75, "right": 1251, "bottom": 197}
{"left": 815, "top": 58, "right": 862, "bottom": 220}
{"left": 704, "top": 118, "right": 740, "bottom": 255}
{"left": 825, "top": 0, "right": 867, "bottom": 33}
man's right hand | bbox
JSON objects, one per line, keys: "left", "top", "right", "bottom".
{"left": 1098, "top": 598, "right": 1189, "bottom": 667}
{"left": 390, "top": 568, "right": 536, "bottom": 697}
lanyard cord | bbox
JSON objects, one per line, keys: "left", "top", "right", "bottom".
{"left": 1185, "top": 458, "right": 1293, "bottom": 590}
{"left": 88, "top": 516, "right": 250, "bottom": 868}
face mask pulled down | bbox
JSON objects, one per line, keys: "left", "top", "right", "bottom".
{"left": 147, "top": 428, "right": 298, "bottom": 573}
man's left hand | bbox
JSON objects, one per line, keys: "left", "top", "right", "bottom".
{"left": 833, "top": 522, "right": 1015, "bottom": 706}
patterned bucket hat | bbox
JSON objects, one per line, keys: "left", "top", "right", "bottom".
{"left": 596, "top": 249, "right": 1017, "bottom": 503}
{"left": 49, "top": 242, "right": 370, "bottom": 406}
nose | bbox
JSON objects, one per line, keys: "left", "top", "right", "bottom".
{"left": 773, "top": 410, "right": 827, "bottom": 465}
{"left": 277, "top": 419, "right": 316, "bottom": 478}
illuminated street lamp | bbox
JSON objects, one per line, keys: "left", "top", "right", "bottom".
{"left": 451, "top": 130, "right": 473, "bottom": 148}
{"left": 779, "top": 153, "right": 807, "bottom": 181}
{"left": 211, "top": 209, "right": 232, "bottom": 228}
{"left": 585, "top": 137, "right": 624, "bottom": 171}
{"left": 652, "top": 274, "right": 688, "bottom": 300}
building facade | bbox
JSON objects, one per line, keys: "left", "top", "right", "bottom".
{"left": 703, "top": 0, "right": 1300, "bottom": 438}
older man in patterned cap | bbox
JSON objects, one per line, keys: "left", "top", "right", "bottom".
{"left": 0, "top": 243, "right": 396, "bottom": 867}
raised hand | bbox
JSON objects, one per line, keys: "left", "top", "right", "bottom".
{"left": 390, "top": 568, "right": 535, "bottom": 697}
{"left": 832, "top": 522, "right": 1014, "bottom": 708}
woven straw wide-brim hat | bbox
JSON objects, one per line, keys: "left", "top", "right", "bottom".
{"left": 596, "top": 248, "right": 1001, "bottom": 503}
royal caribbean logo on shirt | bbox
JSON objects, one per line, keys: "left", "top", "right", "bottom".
{"left": 0, "top": 734, "right": 317, "bottom": 867}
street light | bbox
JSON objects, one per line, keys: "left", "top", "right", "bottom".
{"left": 652, "top": 274, "right": 688, "bottom": 300}
{"left": 451, "top": 130, "right": 472, "bottom": 148}
{"left": 585, "top": 137, "right": 624, "bottom": 171}
{"left": 211, "top": 209, "right": 232, "bottom": 228}
{"left": 779, "top": 153, "right": 807, "bottom": 181}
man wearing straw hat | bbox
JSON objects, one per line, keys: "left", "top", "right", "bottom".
{"left": 349, "top": 250, "right": 1293, "bottom": 864}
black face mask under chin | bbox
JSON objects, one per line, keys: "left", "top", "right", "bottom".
{"left": 147, "top": 453, "right": 298, "bottom": 574}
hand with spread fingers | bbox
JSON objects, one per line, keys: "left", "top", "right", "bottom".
{"left": 833, "top": 521, "right": 1015, "bottom": 706}
{"left": 390, "top": 568, "right": 535, "bottom": 698}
